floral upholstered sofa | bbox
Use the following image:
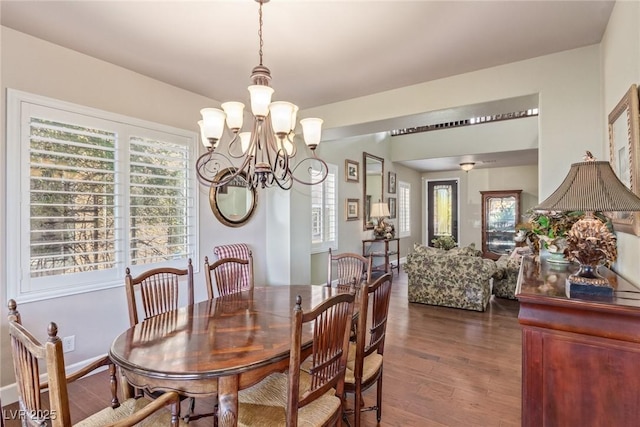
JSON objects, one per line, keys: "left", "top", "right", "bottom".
{"left": 493, "top": 255, "right": 520, "bottom": 299}
{"left": 405, "top": 243, "right": 497, "bottom": 312}
{"left": 493, "top": 247, "right": 532, "bottom": 299}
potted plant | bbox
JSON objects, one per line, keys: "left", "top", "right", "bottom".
{"left": 431, "top": 235, "right": 457, "bottom": 250}
{"left": 517, "top": 210, "right": 583, "bottom": 261}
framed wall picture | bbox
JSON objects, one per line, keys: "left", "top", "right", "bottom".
{"left": 388, "top": 197, "right": 397, "bottom": 219}
{"left": 388, "top": 171, "right": 396, "bottom": 194}
{"left": 608, "top": 84, "right": 640, "bottom": 235}
{"left": 346, "top": 198, "right": 359, "bottom": 221}
{"left": 345, "top": 159, "right": 359, "bottom": 183}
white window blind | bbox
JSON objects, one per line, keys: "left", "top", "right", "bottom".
{"left": 29, "top": 118, "right": 117, "bottom": 278}
{"left": 7, "top": 90, "right": 198, "bottom": 302}
{"left": 311, "top": 163, "right": 338, "bottom": 253}
{"left": 129, "top": 136, "right": 191, "bottom": 265}
{"left": 398, "top": 181, "right": 411, "bottom": 237}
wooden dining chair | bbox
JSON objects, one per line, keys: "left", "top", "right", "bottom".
{"left": 124, "top": 259, "right": 198, "bottom": 420}
{"left": 213, "top": 243, "right": 254, "bottom": 290}
{"left": 7, "top": 299, "right": 182, "bottom": 427}
{"left": 327, "top": 248, "right": 372, "bottom": 290}
{"left": 204, "top": 253, "right": 254, "bottom": 299}
{"left": 236, "top": 290, "right": 356, "bottom": 427}
{"left": 343, "top": 272, "right": 393, "bottom": 427}
{"left": 124, "top": 259, "right": 194, "bottom": 326}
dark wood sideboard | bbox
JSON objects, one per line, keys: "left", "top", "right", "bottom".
{"left": 516, "top": 256, "right": 640, "bottom": 427}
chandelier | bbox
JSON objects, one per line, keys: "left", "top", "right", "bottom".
{"left": 196, "top": 0, "right": 328, "bottom": 190}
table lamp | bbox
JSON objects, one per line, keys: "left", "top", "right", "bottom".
{"left": 370, "top": 202, "right": 390, "bottom": 225}
{"left": 534, "top": 151, "right": 640, "bottom": 296}
{"left": 370, "top": 201, "right": 391, "bottom": 238}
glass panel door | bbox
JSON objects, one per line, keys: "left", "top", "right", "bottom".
{"left": 427, "top": 180, "right": 458, "bottom": 245}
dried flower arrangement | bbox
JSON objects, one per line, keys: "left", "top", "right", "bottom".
{"left": 566, "top": 215, "right": 617, "bottom": 267}
{"left": 373, "top": 220, "right": 395, "bottom": 239}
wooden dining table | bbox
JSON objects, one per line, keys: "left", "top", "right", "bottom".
{"left": 109, "top": 285, "right": 350, "bottom": 427}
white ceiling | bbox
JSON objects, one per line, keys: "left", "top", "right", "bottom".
{"left": 1, "top": 0, "right": 615, "bottom": 171}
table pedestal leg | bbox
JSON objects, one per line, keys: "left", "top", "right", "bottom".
{"left": 218, "top": 375, "right": 239, "bottom": 427}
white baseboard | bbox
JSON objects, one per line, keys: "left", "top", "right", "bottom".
{"left": 1, "top": 354, "right": 107, "bottom": 406}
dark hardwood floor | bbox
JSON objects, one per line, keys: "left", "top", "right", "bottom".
{"left": 3, "top": 271, "right": 521, "bottom": 426}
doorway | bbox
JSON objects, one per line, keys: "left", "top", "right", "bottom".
{"left": 427, "top": 180, "right": 459, "bottom": 245}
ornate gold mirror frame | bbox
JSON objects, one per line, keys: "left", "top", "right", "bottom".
{"left": 363, "top": 152, "right": 384, "bottom": 230}
{"left": 209, "top": 168, "right": 258, "bottom": 228}
{"left": 608, "top": 84, "right": 640, "bottom": 235}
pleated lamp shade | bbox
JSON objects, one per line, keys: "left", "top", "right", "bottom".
{"left": 370, "top": 202, "right": 390, "bottom": 218}
{"left": 535, "top": 160, "right": 640, "bottom": 212}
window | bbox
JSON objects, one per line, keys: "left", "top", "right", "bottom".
{"left": 311, "top": 163, "right": 338, "bottom": 253}
{"left": 6, "top": 90, "right": 198, "bottom": 302}
{"left": 398, "top": 181, "right": 411, "bottom": 237}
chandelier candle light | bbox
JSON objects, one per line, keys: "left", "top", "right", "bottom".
{"left": 196, "top": 0, "right": 327, "bottom": 190}
{"left": 534, "top": 151, "right": 640, "bottom": 297}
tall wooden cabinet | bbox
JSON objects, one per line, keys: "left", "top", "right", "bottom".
{"left": 480, "top": 190, "right": 521, "bottom": 260}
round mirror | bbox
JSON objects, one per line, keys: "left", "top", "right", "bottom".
{"left": 209, "top": 168, "right": 257, "bottom": 227}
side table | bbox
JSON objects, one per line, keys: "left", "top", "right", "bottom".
{"left": 362, "top": 238, "right": 399, "bottom": 274}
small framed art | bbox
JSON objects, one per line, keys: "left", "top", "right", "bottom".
{"left": 346, "top": 198, "right": 359, "bottom": 221}
{"left": 388, "top": 171, "right": 396, "bottom": 194}
{"left": 345, "top": 159, "right": 359, "bottom": 183}
{"left": 388, "top": 197, "right": 397, "bottom": 219}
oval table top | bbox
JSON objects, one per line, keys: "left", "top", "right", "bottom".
{"left": 109, "top": 285, "right": 344, "bottom": 381}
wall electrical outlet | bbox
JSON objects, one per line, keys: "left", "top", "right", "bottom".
{"left": 62, "top": 335, "right": 75, "bottom": 353}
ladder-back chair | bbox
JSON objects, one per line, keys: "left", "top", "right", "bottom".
{"left": 124, "top": 259, "right": 198, "bottom": 420}
{"left": 327, "top": 248, "right": 372, "bottom": 290}
{"left": 204, "top": 254, "right": 254, "bottom": 299}
{"left": 237, "top": 290, "right": 356, "bottom": 426}
{"left": 343, "top": 272, "right": 394, "bottom": 426}
{"left": 124, "top": 259, "right": 194, "bottom": 326}
{"left": 213, "top": 243, "right": 254, "bottom": 291}
{"left": 7, "top": 299, "right": 182, "bottom": 427}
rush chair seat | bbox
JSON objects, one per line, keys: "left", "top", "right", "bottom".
{"left": 327, "top": 248, "right": 372, "bottom": 290}
{"left": 7, "top": 299, "right": 183, "bottom": 427}
{"left": 343, "top": 272, "right": 393, "bottom": 427}
{"left": 236, "top": 290, "right": 356, "bottom": 427}
{"left": 204, "top": 253, "right": 254, "bottom": 299}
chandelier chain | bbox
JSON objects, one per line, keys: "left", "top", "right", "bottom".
{"left": 196, "top": 0, "right": 327, "bottom": 190}
{"left": 258, "top": 0, "right": 264, "bottom": 66}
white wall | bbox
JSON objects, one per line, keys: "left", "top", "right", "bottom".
{"left": 601, "top": 0, "right": 640, "bottom": 282}
{"left": 421, "top": 166, "right": 538, "bottom": 249}
{"left": 309, "top": 132, "right": 423, "bottom": 285}
{"left": 0, "top": 27, "right": 270, "bottom": 389}
{"left": 391, "top": 116, "right": 538, "bottom": 162}
{"left": 306, "top": 45, "right": 603, "bottom": 202}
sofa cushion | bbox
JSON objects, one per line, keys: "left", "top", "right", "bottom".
{"left": 413, "top": 243, "right": 481, "bottom": 258}
{"left": 446, "top": 245, "right": 481, "bottom": 257}
{"left": 412, "top": 243, "right": 445, "bottom": 257}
